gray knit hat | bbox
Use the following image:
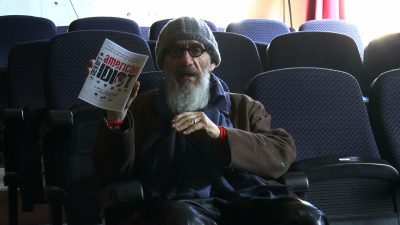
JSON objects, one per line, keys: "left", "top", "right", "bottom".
{"left": 155, "top": 17, "right": 221, "bottom": 69}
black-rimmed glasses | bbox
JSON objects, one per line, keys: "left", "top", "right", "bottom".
{"left": 167, "top": 45, "right": 207, "bottom": 58}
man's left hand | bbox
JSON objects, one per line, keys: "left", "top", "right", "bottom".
{"left": 171, "top": 112, "right": 220, "bottom": 140}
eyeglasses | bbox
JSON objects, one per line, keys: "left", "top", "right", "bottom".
{"left": 167, "top": 46, "right": 207, "bottom": 58}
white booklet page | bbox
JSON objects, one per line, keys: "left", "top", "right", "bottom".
{"left": 79, "top": 38, "right": 148, "bottom": 112}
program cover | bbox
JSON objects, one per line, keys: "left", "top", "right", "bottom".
{"left": 79, "top": 38, "right": 148, "bottom": 112}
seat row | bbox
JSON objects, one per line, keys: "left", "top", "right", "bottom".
{"left": 247, "top": 67, "right": 400, "bottom": 225}
{"left": 103, "top": 67, "right": 400, "bottom": 225}
{"left": 3, "top": 15, "right": 400, "bottom": 99}
{"left": 1, "top": 15, "right": 400, "bottom": 225}
{"left": 1, "top": 30, "right": 156, "bottom": 225}
{"left": 2, "top": 32, "right": 400, "bottom": 225}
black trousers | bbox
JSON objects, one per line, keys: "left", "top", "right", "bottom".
{"left": 133, "top": 197, "right": 329, "bottom": 225}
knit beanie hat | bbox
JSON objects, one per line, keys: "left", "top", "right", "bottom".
{"left": 155, "top": 17, "right": 221, "bottom": 69}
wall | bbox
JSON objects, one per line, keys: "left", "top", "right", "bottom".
{"left": 0, "top": 0, "right": 308, "bottom": 28}
{"left": 248, "top": 0, "right": 307, "bottom": 29}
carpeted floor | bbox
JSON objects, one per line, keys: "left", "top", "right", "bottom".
{"left": 0, "top": 167, "right": 53, "bottom": 225}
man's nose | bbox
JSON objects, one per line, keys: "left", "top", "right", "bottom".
{"left": 180, "top": 50, "right": 194, "bottom": 65}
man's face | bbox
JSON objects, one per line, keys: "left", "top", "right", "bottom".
{"left": 162, "top": 40, "right": 216, "bottom": 114}
{"left": 162, "top": 40, "right": 216, "bottom": 87}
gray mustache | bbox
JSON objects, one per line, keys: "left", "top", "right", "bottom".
{"left": 177, "top": 67, "right": 200, "bottom": 76}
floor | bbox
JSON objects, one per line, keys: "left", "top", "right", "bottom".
{"left": 0, "top": 167, "right": 53, "bottom": 225}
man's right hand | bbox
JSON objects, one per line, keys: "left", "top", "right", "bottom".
{"left": 86, "top": 59, "right": 140, "bottom": 121}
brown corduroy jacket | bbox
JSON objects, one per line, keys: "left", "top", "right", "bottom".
{"left": 93, "top": 90, "right": 296, "bottom": 193}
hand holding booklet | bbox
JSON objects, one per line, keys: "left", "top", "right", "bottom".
{"left": 79, "top": 38, "right": 148, "bottom": 112}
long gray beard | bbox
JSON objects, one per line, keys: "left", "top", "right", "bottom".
{"left": 165, "top": 73, "right": 210, "bottom": 114}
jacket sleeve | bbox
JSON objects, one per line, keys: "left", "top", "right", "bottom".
{"left": 92, "top": 112, "right": 136, "bottom": 188}
{"left": 226, "top": 94, "right": 296, "bottom": 180}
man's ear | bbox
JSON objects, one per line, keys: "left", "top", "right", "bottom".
{"left": 210, "top": 62, "right": 217, "bottom": 72}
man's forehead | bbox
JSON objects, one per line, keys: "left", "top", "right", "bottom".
{"left": 171, "top": 40, "right": 204, "bottom": 47}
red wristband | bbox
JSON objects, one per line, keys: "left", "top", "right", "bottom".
{"left": 106, "top": 119, "right": 124, "bottom": 127}
{"left": 218, "top": 126, "right": 227, "bottom": 141}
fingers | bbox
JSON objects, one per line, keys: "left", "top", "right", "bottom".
{"left": 131, "top": 81, "right": 140, "bottom": 98}
{"left": 171, "top": 112, "right": 200, "bottom": 131}
{"left": 88, "top": 59, "right": 96, "bottom": 67}
{"left": 124, "top": 81, "right": 140, "bottom": 110}
{"left": 172, "top": 117, "right": 201, "bottom": 135}
{"left": 108, "top": 81, "right": 139, "bottom": 119}
{"left": 171, "top": 112, "right": 220, "bottom": 139}
{"left": 85, "top": 59, "right": 96, "bottom": 76}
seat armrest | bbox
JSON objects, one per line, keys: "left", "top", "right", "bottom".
{"left": 291, "top": 156, "right": 399, "bottom": 183}
{"left": 45, "top": 186, "right": 68, "bottom": 225}
{"left": 3, "top": 108, "right": 24, "bottom": 122}
{"left": 48, "top": 110, "right": 73, "bottom": 126}
{"left": 45, "top": 185, "right": 68, "bottom": 205}
{"left": 103, "top": 180, "right": 144, "bottom": 225}
{"left": 111, "top": 180, "right": 144, "bottom": 207}
{"left": 280, "top": 171, "right": 309, "bottom": 193}
{"left": 3, "top": 172, "right": 21, "bottom": 187}
{"left": 47, "top": 105, "right": 101, "bottom": 127}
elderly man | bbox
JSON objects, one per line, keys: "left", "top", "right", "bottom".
{"left": 92, "top": 16, "right": 327, "bottom": 225}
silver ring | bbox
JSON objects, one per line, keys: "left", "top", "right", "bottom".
{"left": 193, "top": 119, "right": 197, "bottom": 124}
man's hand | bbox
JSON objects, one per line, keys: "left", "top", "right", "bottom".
{"left": 86, "top": 59, "right": 140, "bottom": 121}
{"left": 171, "top": 112, "right": 220, "bottom": 140}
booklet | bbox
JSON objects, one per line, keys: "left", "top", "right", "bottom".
{"left": 79, "top": 38, "right": 148, "bottom": 112}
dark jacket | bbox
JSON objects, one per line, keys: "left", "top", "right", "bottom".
{"left": 93, "top": 90, "right": 296, "bottom": 206}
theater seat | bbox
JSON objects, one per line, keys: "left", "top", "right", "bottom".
{"left": 42, "top": 30, "right": 154, "bottom": 225}
{"left": 246, "top": 67, "right": 400, "bottom": 225}
{"left": 369, "top": 68, "right": 400, "bottom": 172}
